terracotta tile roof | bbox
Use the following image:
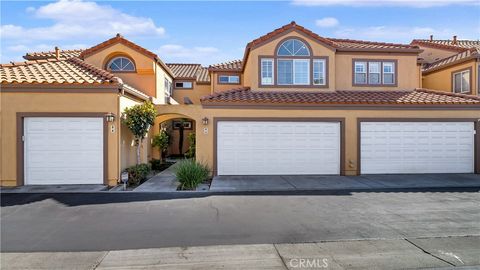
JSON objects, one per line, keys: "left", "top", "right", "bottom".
{"left": 411, "top": 39, "right": 480, "bottom": 52}
{"left": 201, "top": 87, "right": 480, "bottom": 106}
{"left": 246, "top": 21, "right": 420, "bottom": 52}
{"left": 166, "top": 63, "right": 210, "bottom": 83}
{"left": 423, "top": 47, "right": 480, "bottom": 73}
{"left": 208, "top": 60, "right": 243, "bottom": 71}
{"left": 24, "top": 49, "right": 85, "bottom": 60}
{"left": 0, "top": 57, "right": 118, "bottom": 85}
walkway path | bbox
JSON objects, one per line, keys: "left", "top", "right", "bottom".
{"left": 133, "top": 162, "right": 179, "bottom": 192}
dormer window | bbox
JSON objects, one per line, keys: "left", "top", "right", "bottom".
{"left": 277, "top": 39, "right": 310, "bottom": 56}
{"left": 107, "top": 56, "right": 135, "bottom": 72}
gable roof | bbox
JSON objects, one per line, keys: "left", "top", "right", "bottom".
{"left": 411, "top": 39, "right": 480, "bottom": 52}
{"left": 240, "top": 21, "right": 421, "bottom": 71}
{"left": 423, "top": 47, "right": 480, "bottom": 74}
{"left": 1, "top": 57, "right": 118, "bottom": 85}
{"left": 166, "top": 63, "right": 210, "bottom": 83}
{"left": 79, "top": 34, "right": 174, "bottom": 78}
{"left": 24, "top": 49, "right": 85, "bottom": 60}
{"left": 208, "top": 60, "right": 243, "bottom": 71}
{"left": 201, "top": 87, "right": 480, "bottom": 106}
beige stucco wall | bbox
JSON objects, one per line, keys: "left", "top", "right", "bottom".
{"left": 423, "top": 60, "right": 478, "bottom": 95}
{"left": 157, "top": 104, "right": 480, "bottom": 176}
{"left": 172, "top": 83, "right": 211, "bottom": 104}
{"left": 335, "top": 53, "right": 420, "bottom": 90}
{"left": 0, "top": 90, "right": 121, "bottom": 187}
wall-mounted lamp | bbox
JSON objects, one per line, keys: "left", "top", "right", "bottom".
{"left": 105, "top": 113, "right": 116, "bottom": 122}
{"left": 202, "top": 117, "right": 209, "bottom": 125}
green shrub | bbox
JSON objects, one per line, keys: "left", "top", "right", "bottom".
{"left": 175, "top": 159, "right": 209, "bottom": 190}
{"left": 125, "top": 163, "right": 151, "bottom": 186}
{"left": 185, "top": 132, "right": 196, "bottom": 159}
{"left": 149, "top": 159, "right": 162, "bottom": 170}
{"left": 152, "top": 130, "right": 171, "bottom": 162}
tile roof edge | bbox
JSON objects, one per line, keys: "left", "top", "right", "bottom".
{"left": 415, "top": 88, "right": 480, "bottom": 101}
{"left": 410, "top": 40, "right": 468, "bottom": 52}
{"left": 422, "top": 48, "right": 479, "bottom": 73}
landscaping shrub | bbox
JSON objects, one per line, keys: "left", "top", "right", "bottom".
{"left": 185, "top": 132, "right": 196, "bottom": 159}
{"left": 125, "top": 163, "right": 151, "bottom": 186}
{"left": 150, "top": 159, "right": 162, "bottom": 171}
{"left": 175, "top": 159, "right": 209, "bottom": 190}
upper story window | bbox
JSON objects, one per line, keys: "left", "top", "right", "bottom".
{"left": 107, "top": 56, "right": 135, "bottom": 72}
{"left": 175, "top": 81, "right": 193, "bottom": 89}
{"left": 353, "top": 60, "right": 396, "bottom": 86}
{"left": 452, "top": 69, "right": 470, "bottom": 94}
{"left": 218, "top": 75, "right": 240, "bottom": 84}
{"left": 277, "top": 39, "right": 310, "bottom": 56}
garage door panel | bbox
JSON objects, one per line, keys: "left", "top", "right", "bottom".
{"left": 361, "top": 122, "right": 474, "bottom": 174}
{"left": 217, "top": 121, "right": 340, "bottom": 175}
{"left": 24, "top": 117, "right": 104, "bottom": 185}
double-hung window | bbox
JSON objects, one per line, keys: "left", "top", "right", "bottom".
{"left": 383, "top": 62, "right": 395, "bottom": 84}
{"left": 261, "top": 58, "right": 274, "bottom": 85}
{"left": 354, "top": 60, "right": 396, "bottom": 86}
{"left": 354, "top": 62, "right": 367, "bottom": 84}
{"left": 277, "top": 59, "right": 310, "bottom": 85}
{"left": 453, "top": 69, "right": 470, "bottom": 93}
{"left": 368, "top": 62, "right": 381, "bottom": 84}
{"left": 313, "top": 59, "right": 326, "bottom": 85}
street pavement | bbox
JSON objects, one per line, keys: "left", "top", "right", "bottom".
{"left": 1, "top": 187, "right": 479, "bottom": 252}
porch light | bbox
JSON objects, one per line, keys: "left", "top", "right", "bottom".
{"left": 105, "top": 113, "right": 116, "bottom": 122}
{"left": 202, "top": 117, "right": 209, "bottom": 125}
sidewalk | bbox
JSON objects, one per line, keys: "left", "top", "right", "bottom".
{"left": 2, "top": 236, "right": 479, "bottom": 269}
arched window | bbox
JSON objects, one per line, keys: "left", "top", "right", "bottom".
{"left": 277, "top": 39, "right": 310, "bottom": 56}
{"left": 107, "top": 56, "right": 135, "bottom": 71}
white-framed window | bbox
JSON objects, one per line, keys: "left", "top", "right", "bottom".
{"left": 354, "top": 62, "right": 367, "bottom": 84}
{"left": 277, "top": 59, "right": 310, "bottom": 85}
{"left": 383, "top": 62, "right": 395, "bottom": 84}
{"left": 175, "top": 82, "right": 193, "bottom": 89}
{"left": 453, "top": 69, "right": 470, "bottom": 93}
{"left": 164, "top": 79, "right": 172, "bottom": 97}
{"left": 107, "top": 56, "right": 135, "bottom": 71}
{"left": 368, "top": 62, "right": 381, "bottom": 84}
{"left": 219, "top": 75, "right": 240, "bottom": 84}
{"left": 261, "top": 58, "right": 274, "bottom": 85}
{"left": 277, "top": 39, "right": 310, "bottom": 56}
{"left": 313, "top": 59, "right": 326, "bottom": 85}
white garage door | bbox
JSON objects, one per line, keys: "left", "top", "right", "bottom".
{"left": 24, "top": 117, "right": 104, "bottom": 185}
{"left": 217, "top": 121, "right": 341, "bottom": 175}
{"left": 361, "top": 122, "right": 475, "bottom": 174}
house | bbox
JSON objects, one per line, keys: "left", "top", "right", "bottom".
{"left": 411, "top": 36, "right": 480, "bottom": 95}
{"left": 1, "top": 22, "right": 479, "bottom": 187}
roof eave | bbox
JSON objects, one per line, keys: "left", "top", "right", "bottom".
{"left": 422, "top": 54, "right": 477, "bottom": 74}
{"left": 336, "top": 48, "right": 423, "bottom": 53}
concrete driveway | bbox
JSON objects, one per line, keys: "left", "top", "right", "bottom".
{"left": 210, "top": 174, "right": 480, "bottom": 191}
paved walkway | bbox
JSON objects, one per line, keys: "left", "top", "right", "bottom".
{"left": 2, "top": 236, "right": 479, "bottom": 269}
{"left": 210, "top": 174, "right": 480, "bottom": 191}
{"left": 132, "top": 162, "right": 180, "bottom": 192}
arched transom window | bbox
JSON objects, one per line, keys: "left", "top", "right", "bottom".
{"left": 107, "top": 56, "right": 135, "bottom": 72}
{"left": 277, "top": 39, "right": 310, "bottom": 56}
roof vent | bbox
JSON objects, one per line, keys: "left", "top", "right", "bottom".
{"left": 54, "top": 46, "right": 60, "bottom": 59}
{"left": 452, "top": 35, "right": 457, "bottom": 45}
{"left": 429, "top": 35, "right": 433, "bottom": 41}
{"left": 116, "top": 33, "right": 122, "bottom": 38}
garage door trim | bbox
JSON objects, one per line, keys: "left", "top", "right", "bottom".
{"left": 16, "top": 112, "right": 109, "bottom": 186}
{"left": 357, "top": 118, "right": 480, "bottom": 175}
{"left": 213, "top": 117, "right": 346, "bottom": 176}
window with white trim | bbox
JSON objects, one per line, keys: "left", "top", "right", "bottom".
{"left": 261, "top": 58, "right": 274, "bottom": 85}
{"left": 277, "top": 59, "right": 310, "bottom": 85}
{"left": 175, "top": 82, "right": 193, "bottom": 89}
{"left": 219, "top": 75, "right": 240, "bottom": 84}
{"left": 164, "top": 79, "right": 172, "bottom": 97}
{"left": 107, "top": 56, "right": 135, "bottom": 71}
{"left": 368, "top": 62, "right": 381, "bottom": 84}
{"left": 383, "top": 62, "right": 395, "bottom": 84}
{"left": 313, "top": 59, "right": 326, "bottom": 85}
{"left": 354, "top": 62, "right": 367, "bottom": 84}
{"left": 277, "top": 39, "right": 310, "bottom": 56}
{"left": 453, "top": 69, "right": 470, "bottom": 93}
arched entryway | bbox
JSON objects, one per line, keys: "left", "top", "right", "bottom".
{"left": 151, "top": 113, "right": 197, "bottom": 161}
